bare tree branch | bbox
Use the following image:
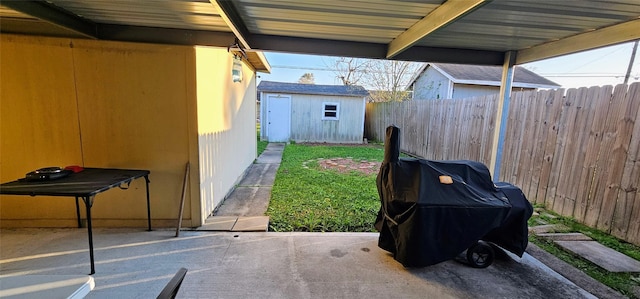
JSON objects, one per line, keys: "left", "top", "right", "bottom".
{"left": 328, "top": 57, "right": 371, "bottom": 85}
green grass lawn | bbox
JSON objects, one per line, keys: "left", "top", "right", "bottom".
{"left": 266, "top": 143, "right": 384, "bottom": 232}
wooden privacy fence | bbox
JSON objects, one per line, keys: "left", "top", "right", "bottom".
{"left": 365, "top": 83, "right": 640, "bottom": 245}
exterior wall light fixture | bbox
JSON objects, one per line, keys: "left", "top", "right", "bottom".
{"left": 232, "top": 54, "right": 243, "bottom": 83}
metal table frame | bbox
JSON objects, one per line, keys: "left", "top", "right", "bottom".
{"left": 0, "top": 168, "right": 151, "bottom": 274}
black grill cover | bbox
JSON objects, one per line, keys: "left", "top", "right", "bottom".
{"left": 374, "top": 126, "right": 533, "bottom": 267}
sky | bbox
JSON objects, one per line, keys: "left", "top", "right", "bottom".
{"left": 257, "top": 41, "right": 640, "bottom": 90}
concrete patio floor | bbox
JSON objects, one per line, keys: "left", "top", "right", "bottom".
{"left": 0, "top": 228, "right": 599, "bottom": 298}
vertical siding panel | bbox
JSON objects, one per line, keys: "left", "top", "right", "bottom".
{"left": 289, "top": 94, "right": 364, "bottom": 143}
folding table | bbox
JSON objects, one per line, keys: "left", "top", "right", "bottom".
{"left": 0, "top": 168, "right": 151, "bottom": 274}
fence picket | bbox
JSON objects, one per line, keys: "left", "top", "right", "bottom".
{"left": 522, "top": 90, "right": 545, "bottom": 201}
{"left": 585, "top": 86, "right": 625, "bottom": 228}
{"left": 597, "top": 84, "right": 640, "bottom": 232}
{"left": 613, "top": 82, "right": 640, "bottom": 240}
{"left": 555, "top": 88, "right": 588, "bottom": 216}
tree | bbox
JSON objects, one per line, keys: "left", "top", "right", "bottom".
{"left": 364, "top": 60, "right": 422, "bottom": 102}
{"left": 328, "top": 57, "right": 422, "bottom": 102}
{"left": 298, "top": 73, "right": 315, "bottom": 84}
{"left": 329, "top": 57, "right": 370, "bottom": 86}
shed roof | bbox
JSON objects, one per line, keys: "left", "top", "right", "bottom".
{"left": 412, "top": 63, "right": 561, "bottom": 89}
{"left": 258, "top": 81, "right": 369, "bottom": 97}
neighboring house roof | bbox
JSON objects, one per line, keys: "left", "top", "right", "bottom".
{"left": 258, "top": 81, "right": 369, "bottom": 97}
{"left": 410, "top": 63, "right": 561, "bottom": 89}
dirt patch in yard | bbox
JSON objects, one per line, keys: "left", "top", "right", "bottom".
{"left": 305, "top": 158, "right": 381, "bottom": 176}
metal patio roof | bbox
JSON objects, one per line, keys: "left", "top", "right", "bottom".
{"left": 1, "top": 0, "right": 639, "bottom": 69}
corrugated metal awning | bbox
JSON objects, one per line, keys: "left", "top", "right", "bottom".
{"left": 1, "top": 0, "right": 639, "bottom": 67}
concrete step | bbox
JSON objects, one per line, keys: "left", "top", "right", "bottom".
{"left": 555, "top": 240, "right": 640, "bottom": 273}
{"left": 537, "top": 233, "right": 593, "bottom": 241}
{"left": 529, "top": 224, "right": 568, "bottom": 234}
{"left": 195, "top": 216, "right": 269, "bottom": 232}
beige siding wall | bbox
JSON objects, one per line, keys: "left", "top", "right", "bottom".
{"left": 196, "top": 47, "right": 257, "bottom": 217}
{"left": 0, "top": 34, "right": 257, "bottom": 228}
{"left": 289, "top": 94, "right": 365, "bottom": 143}
{"left": 0, "top": 36, "right": 85, "bottom": 227}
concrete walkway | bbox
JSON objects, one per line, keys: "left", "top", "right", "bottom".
{"left": 0, "top": 229, "right": 602, "bottom": 299}
{"left": 195, "top": 143, "right": 284, "bottom": 232}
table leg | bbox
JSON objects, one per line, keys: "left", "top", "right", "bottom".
{"left": 82, "top": 196, "right": 96, "bottom": 275}
{"left": 75, "top": 197, "right": 82, "bottom": 228}
{"left": 145, "top": 175, "right": 151, "bottom": 231}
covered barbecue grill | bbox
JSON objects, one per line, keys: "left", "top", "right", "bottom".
{"left": 375, "top": 126, "right": 533, "bottom": 268}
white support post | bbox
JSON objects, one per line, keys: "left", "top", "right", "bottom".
{"left": 489, "top": 51, "right": 516, "bottom": 181}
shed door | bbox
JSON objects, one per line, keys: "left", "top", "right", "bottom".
{"left": 267, "top": 94, "right": 291, "bottom": 142}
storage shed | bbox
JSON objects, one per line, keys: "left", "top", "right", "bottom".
{"left": 258, "top": 81, "right": 369, "bottom": 144}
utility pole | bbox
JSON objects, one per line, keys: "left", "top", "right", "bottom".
{"left": 624, "top": 40, "right": 639, "bottom": 85}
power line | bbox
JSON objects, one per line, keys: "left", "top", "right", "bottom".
{"left": 271, "top": 65, "right": 334, "bottom": 71}
{"left": 564, "top": 44, "right": 630, "bottom": 73}
{"left": 540, "top": 74, "right": 639, "bottom": 78}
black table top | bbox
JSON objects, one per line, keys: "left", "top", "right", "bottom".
{"left": 0, "top": 168, "right": 150, "bottom": 197}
